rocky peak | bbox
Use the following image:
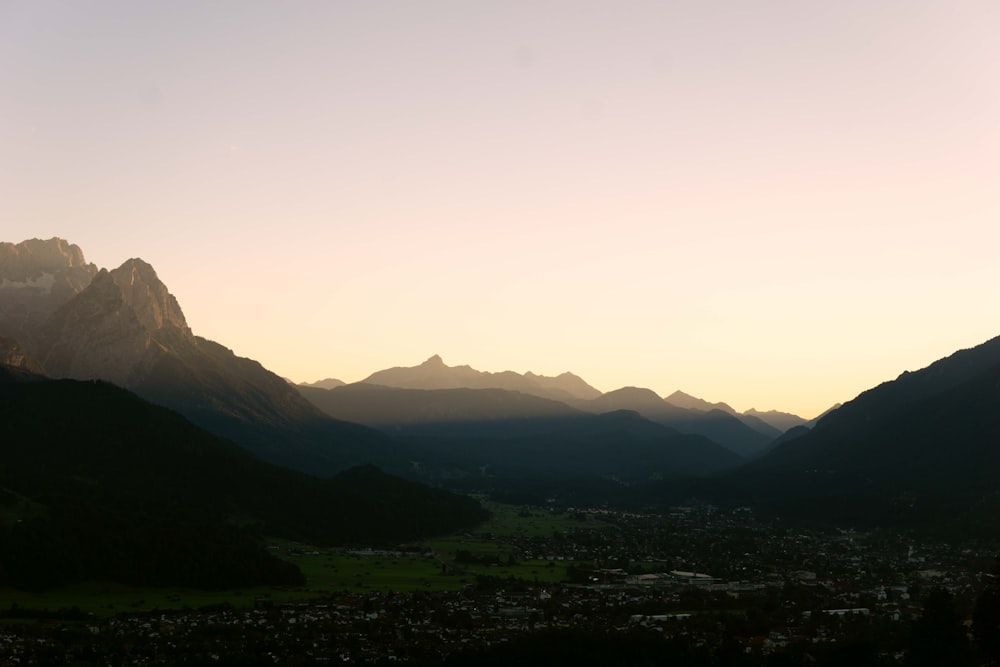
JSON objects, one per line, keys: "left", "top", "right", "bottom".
{"left": 0, "top": 237, "right": 91, "bottom": 281}
{"left": 0, "top": 239, "right": 99, "bottom": 346}
{"left": 421, "top": 354, "right": 446, "bottom": 367}
{"left": 109, "top": 258, "right": 190, "bottom": 333}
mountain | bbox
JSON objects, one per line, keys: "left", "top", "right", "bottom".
{"left": 581, "top": 387, "right": 774, "bottom": 458}
{"left": 735, "top": 413, "right": 783, "bottom": 440}
{"left": 299, "top": 383, "right": 584, "bottom": 436}
{"left": 397, "top": 409, "right": 743, "bottom": 481}
{"left": 300, "top": 377, "right": 346, "bottom": 389}
{"left": 0, "top": 239, "right": 405, "bottom": 476}
{"left": 664, "top": 390, "right": 736, "bottom": 415}
{"left": 0, "top": 368, "right": 486, "bottom": 590}
{"left": 488, "top": 410, "right": 743, "bottom": 479}
{"left": 335, "top": 358, "right": 795, "bottom": 454}
{"left": 296, "top": 383, "right": 743, "bottom": 480}
{"left": 805, "top": 403, "right": 842, "bottom": 428}
{"left": 665, "top": 390, "right": 793, "bottom": 439}
{"left": 360, "top": 354, "right": 602, "bottom": 402}
{"left": 743, "top": 407, "right": 808, "bottom": 432}
{"left": 725, "top": 335, "right": 1000, "bottom": 534}
{"left": 0, "top": 238, "right": 98, "bottom": 351}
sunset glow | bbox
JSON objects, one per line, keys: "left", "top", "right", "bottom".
{"left": 3, "top": 1, "right": 999, "bottom": 418}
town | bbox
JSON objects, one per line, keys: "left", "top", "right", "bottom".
{"left": 2, "top": 503, "right": 997, "bottom": 665}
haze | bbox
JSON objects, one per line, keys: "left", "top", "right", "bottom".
{"left": 3, "top": 1, "right": 999, "bottom": 418}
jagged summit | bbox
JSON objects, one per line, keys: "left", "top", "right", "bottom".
{"left": 0, "top": 237, "right": 91, "bottom": 280}
{"left": 360, "top": 355, "right": 602, "bottom": 401}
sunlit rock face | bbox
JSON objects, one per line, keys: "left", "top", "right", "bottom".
{"left": 0, "top": 237, "right": 90, "bottom": 280}
{"left": 109, "top": 258, "right": 191, "bottom": 334}
{"left": 0, "top": 238, "right": 99, "bottom": 348}
{"left": 0, "top": 236, "right": 332, "bottom": 437}
{"left": 0, "top": 239, "right": 194, "bottom": 386}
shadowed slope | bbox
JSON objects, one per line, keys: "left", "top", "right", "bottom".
{"left": 719, "top": 335, "right": 1000, "bottom": 533}
{"left": 0, "top": 368, "right": 486, "bottom": 589}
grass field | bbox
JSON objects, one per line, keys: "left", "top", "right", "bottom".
{"left": 0, "top": 501, "right": 611, "bottom": 616}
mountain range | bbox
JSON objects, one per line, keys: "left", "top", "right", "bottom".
{"left": 4, "top": 236, "right": 999, "bottom": 541}
{"left": 0, "top": 238, "right": 403, "bottom": 477}
{"left": 297, "top": 332, "right": 1000, "bottom": 533}
{"left": 0, "top": 234, "right": 801, "bottom": 480}
{"left": 301, "top": 355, "right": 795, "bottom": 460}
{"left": 360, "top": 353, "right": 603, "bottom": 402}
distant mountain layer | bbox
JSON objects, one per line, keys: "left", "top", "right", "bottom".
{"left": 723, "top": 335, "right": 1000, "bottom": 534}
{"left": 341, "top": 358, "right": 801, "bottom": 455}
{"left": 743, "top": 408, "right": 808, "bottom": 432}
{"left": 300, "top": 377, "right": 346, "bottom": 390}
{"left": 664, "top": 390, "right": 736, "bottom": 415}
{"left": 0, "top": 238, "right": 406, "bottom": 477}
{"left": 579, "top": 387, "right": 775, "bottom": 458}
{"left": 299, "top": 383, "right": 583, "bottom": 427}
{"left": 298, "top": 383, "right": 744, "bottom": 479}
{"left": 361, "top": 354, "right": 603, "bottom": 402}
{"left": 0, "top": 369, "right": 486, "bottom": 590}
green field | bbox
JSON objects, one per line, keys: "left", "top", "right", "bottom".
{"left": 0, "top": 501, "right": 610, "bottom": 616}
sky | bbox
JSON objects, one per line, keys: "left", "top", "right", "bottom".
{"left": 2, "top": 1, "right": 999, "bottom": 418}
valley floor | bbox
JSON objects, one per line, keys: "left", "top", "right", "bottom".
{"left": 2, "top": 502, "right": 997, "bottom": 665}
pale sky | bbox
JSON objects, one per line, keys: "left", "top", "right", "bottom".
{"left": 3, "top": 1, "right": 999, "bottom": 418}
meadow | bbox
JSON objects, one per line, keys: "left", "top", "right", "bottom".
{"left": 0, "top": 501, "right": 607, "bottom": 617}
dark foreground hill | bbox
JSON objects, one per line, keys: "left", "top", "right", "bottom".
{"left": 714, "top": 335, "right": 1000, "bottom": 535}
{"left": 0, "top": 368, "right": 486, "bottom": 591}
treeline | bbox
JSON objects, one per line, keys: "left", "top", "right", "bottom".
{"left": 0, "top": 507, "right": 303, "bottom": 590}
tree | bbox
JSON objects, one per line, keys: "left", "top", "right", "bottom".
{"left": 974, "top": 555, "right": 1000, "bottom": 665}
{"left": 908, "top": 589, "right": 971, "bottom": 667}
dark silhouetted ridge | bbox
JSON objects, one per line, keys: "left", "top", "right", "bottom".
{"left": 0, "top": 371, "right": 486, "bottom": 590}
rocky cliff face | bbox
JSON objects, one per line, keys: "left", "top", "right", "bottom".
{"left": 0, "top": 237, "right": 91, "bottom": 280}
{"left": 0, "top": 240, "right": 194, "bottom": 386}
{"left": 0, "top": 238, "right": 98, "bottom": 348}
{"left": 109, "top": 259, "right": 190, "bottom": 334}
